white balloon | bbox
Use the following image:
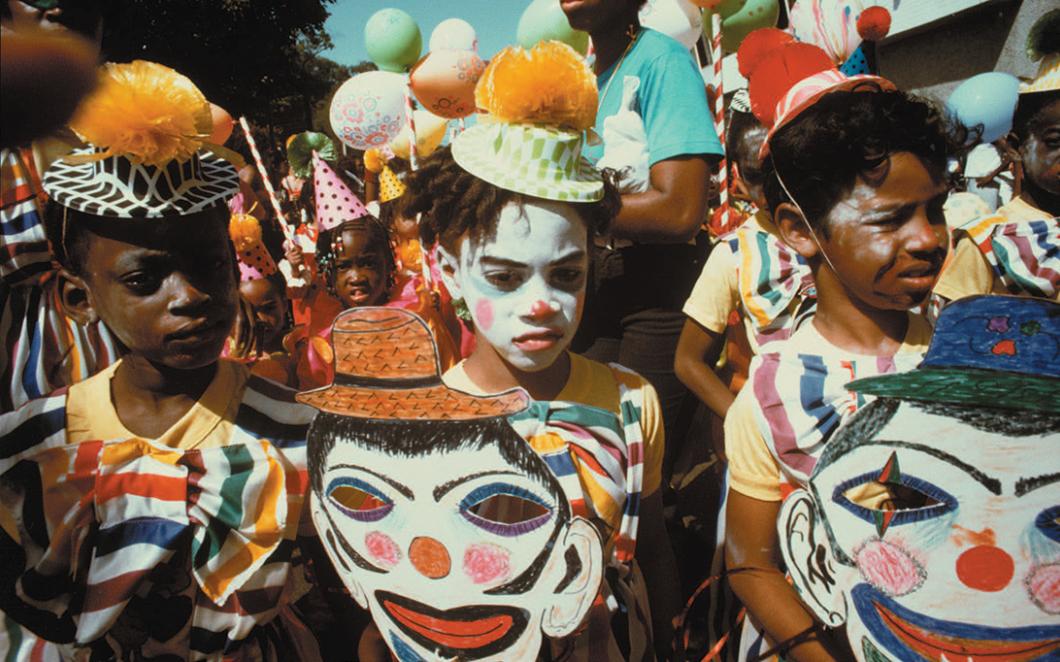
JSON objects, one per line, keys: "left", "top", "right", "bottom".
{"left": 329, "top": 71, "right": 407, "bottom": 151}
{"left": 639, "top": 0, "right": 702, "bottom": 51}
{"left": 429, "top": 17, "right": 478, "bottom": 52}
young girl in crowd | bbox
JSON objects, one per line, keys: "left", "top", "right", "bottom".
{"left": 401, "top": 41, "right": 679, "bottom": 661}
{"left": 0, "top": 61, "right": 327, "bottom": 659}
{"left": 720, "top": 40, "right": 963, "bottom": 660}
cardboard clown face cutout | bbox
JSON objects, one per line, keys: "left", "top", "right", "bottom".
{"left": 298, "top": 308, "right": 604, "bottom": 661}
{"left": 779, "top": 295, "right": 1060, "bottom": 662}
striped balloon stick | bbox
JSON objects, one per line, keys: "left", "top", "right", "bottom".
{"left": 237, "top": 116, "right": 293, "bottom": 243}
{"left": 710, "top": 12, "right": 730, "bottom": 235}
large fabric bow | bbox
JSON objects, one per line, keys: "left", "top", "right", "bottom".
{"left": 749, "top": 350, "right": 922, "bottom": 486}
{"left": 7, "top": 436, "right": 288, "bottom": 645}
{"left": 988, "top": 219, "right": 1060, "bottom": 299}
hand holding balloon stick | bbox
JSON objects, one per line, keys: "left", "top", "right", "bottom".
{"left": 238, "top": 116, "right": 294, "bottom": 246}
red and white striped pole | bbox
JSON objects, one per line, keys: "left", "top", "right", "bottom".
{"left": 710, "top": 12, "right": 729, "bottom": 235}
{"left": 403, "top": 79, "right": 419, "bottom": 172}
{"left": 237, "top": 116, "right": 293, "bottom": 243}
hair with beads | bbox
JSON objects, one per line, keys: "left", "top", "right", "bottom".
{"left": 315, "top": 216, "right": 396, "bottom": 297}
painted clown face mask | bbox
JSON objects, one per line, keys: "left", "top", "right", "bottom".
{"left": 309, "top": 416, "right": 603, "bottom": 661}
{"left": 439, "top": 200, "right": 589, "bottom": 373}
{"left": 780, "top": 399, "right": 1060, "bottom": 662}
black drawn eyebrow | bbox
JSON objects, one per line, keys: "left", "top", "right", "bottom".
{"left": 861, "top": 440, "right": 1002, "bottom": 495}
{"left": 1016, "top": 472, "right": 1060, "bottom": 497}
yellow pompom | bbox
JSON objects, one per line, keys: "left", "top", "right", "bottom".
{"left": 70, "top": 60, "right": 212, "bottom": 167}
{"left": 364, "top": 148, "right": 385, "bottom": 174}
{"left": 229, "top": 212, "right": 262, "bottom": 252}
{"left": 475, "top": 41, "right": 597, "bottom": 131}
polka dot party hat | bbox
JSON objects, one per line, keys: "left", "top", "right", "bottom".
{"left": 312, "top": 152, "right": 369, "bottom": 232}
{"left": 229, "top": 211, "right": 278, "bottom": 281}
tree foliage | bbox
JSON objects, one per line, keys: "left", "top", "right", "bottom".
{"left": 101, "top": 0, "right": 352, "bottom": 166}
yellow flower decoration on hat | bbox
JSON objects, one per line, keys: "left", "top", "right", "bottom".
{"left": 70, "top": 60, "right": 213, "bottom": 167}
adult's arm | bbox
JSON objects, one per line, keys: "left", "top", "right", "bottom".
{"left": 610, "top": 155, "right": 715, "bottom": 243}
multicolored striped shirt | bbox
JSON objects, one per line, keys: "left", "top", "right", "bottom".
{"left": 0, "top": 148, "right": 120, "bottom": 412}
{"left": 684, "top": 211, "right": 816, "bottom": 354}
{"left": 724, "top": 315, "right": 931, "bottom": 500}
{"left": 0, "top": 362, "right": 320, "bottom": 660}
{"left": 934, "top": 197, "right": 1059, "bottom": 302}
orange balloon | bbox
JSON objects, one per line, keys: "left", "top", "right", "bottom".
{"left": 209, "top": 103, "right": 234, "bottom": 145}
{"left": 409, "top": 49, "right": 485, "bottom": 119}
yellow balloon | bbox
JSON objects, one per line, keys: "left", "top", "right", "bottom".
{"left": 388, "top": 109, "right": 450, "bottom": 159}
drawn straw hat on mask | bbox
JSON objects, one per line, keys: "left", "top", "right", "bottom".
{"left": 297, "top": 307, "right": 529, "bottom": 419}
{"left": 43, "top": 60, "right": 239, "bottom": 218}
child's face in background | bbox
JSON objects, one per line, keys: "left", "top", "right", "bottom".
{"left": 442, "top": 201, "right": 589, "bottom": 373}
{"left": 392, "top": 213, "right": 418, "bottom": 241}
{"left": 239, "top": 277, "right": 286, "bottom": 348}
{"left": 1019, "top": 98, "right": 1060, "bottom": 198}
{"left": 814, "top": 152, "right": 949, "bottom": 311}
{"left": 78, "top": 211, "right": 237, "bottom": 369}
{"left": 333, "top": 227, "right": 390, "bottom": 309}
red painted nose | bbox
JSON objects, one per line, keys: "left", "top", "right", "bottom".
{"left": 956, "top": 545, "right": 1014, "bottom": 592}
{"left": 408, "top": 536, "right": 451, "bottom": 579}
{"left": 529, "top": 300, "right": 556, "bottom": 319}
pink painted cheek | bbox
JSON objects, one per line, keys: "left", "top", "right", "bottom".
{"left": 474, "top": 299, "right": 494, "bottom": 332}
{"left": 855, "top": 539, "right": 925, "bottom": 597}
{"left": 1026, "top": 563, "right": 1060, "bottom": 614}
{"left": 364, "top": 531, "right": 401, "bottom": 569}
{"left": 463, "top": 543, "right": 511, "bottom": 585}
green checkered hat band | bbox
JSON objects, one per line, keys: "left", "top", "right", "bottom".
{"left": 451, "top": 122, "right": 604, "bottom": 202}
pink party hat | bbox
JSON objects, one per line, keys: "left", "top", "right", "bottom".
{"left": 313, "top": 152, "right": 368, "bottom": 232}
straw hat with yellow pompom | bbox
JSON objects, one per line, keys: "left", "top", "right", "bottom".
{"left": 43, "top": 60, "right": 240, "bottom": 218}
{"left": 451, "top": 40, "right": 603, "bottom": 203}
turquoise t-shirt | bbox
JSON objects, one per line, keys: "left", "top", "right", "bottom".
{"left": 584, "top": 28, "right": 722, "bottom": 166}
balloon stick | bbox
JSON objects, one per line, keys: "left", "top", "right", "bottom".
{"left": 709, "top": 12, "right": 731, "bottom": 236}
{"left": 237, "top": 116, "right": 294, "bottom": 243}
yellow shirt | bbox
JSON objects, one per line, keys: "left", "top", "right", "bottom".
{"left": 683, "top": 211, "right": 811, "bottom": 353}
{"left": 66, "top": 358, "right": 249, "bottom": 449}
{"left": 443, "top": 352, "right": 665, "bottom": 501}
{"left": 724, "top": 314, "right": 932, "bottom": 501}
{"left": 934, "top": 196, "right": 1056, "bottom": 301}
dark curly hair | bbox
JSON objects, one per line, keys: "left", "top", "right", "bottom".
{"left": 403, "top": 146, "right": 621, "bottom": 254}
{"left": 315, "top": 217, "right": 395, "bottom": 297}
{"left": 764, "top": 88, "right": 970, "bottom": 237}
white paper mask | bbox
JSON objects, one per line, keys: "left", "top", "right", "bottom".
{"left": 438, "top": 200, "right": 589, "bottom": 373}
{"left": 298, "top": 307, "right": 604, "bottom": 661}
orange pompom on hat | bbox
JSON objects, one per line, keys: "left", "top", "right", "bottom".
{"left": 739, "top": 28, "right": 895, "bottom": 158}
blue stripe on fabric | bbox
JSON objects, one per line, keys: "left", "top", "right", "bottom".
{"left": 543, "top": 453, "right": 578, "bottom": 477}
{"left": 798, "top": 354, "right": 841, "bottom": 440}
{"left": 1, "top": 207, "right": 42, "bottom": 237}
{"left": 95, "top": 518, "right": 188, "bottom": 556}
{"left": 0, "top": 405, "right": 64, "bottom": 459}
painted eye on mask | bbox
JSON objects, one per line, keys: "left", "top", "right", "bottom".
{"left": 832, "top": 470, "right": 957, "bottom": 528}
{"left": 459, "top": 482, "right": 554, "bottom": 537}
{"left": 1035, "top": 505, "right": 1060, "bottom": 543}
{"left": 327, "top": 477, "right": 394, "bottom": 522}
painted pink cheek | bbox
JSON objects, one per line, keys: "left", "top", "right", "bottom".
{"left": 364, "top": 531, "right": 401, "bottom": 568}
{"left": 474, "top": 299, "right": 494, "bottom": 331}
{"left": 855, "top": 539, "right": 925, "bottom": 597}
{"left": 463, "top": 543, "right": 511, "bottom": 585}
{"left": 1026, "top": 563, "right": 1060, "bottom": 614}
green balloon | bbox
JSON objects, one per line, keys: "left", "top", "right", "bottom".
{"left": 516, "top": 0, "right": 589, "bottom": 54}
{"left": 706, "top": 0, "right": 778, "bottom": 54}
{"left": 711, "top": 0, "right": 747, "bottom": 20}
{"left": 365, "top": 8, "right": 422, "bottom": 72}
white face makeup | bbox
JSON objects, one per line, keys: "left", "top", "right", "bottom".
{"left": 781, "top": 401, "right": 1060, "bottom": 662}
{"left": 440, "top": 200, "right": 589, "bottom": 373}
{"left": 310, "top": 431, "right": 602, "bottom": 661}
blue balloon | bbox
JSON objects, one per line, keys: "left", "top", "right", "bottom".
{"left": 945, "top": 72, "right": 1020, "bottom": 144}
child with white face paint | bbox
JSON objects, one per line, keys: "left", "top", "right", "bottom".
{"left": 404, "top": 41, "right": 681, "bottom": 661}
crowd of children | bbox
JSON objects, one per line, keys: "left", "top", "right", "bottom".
{"left": 1, "top": 0, "right": 1058, "bottom": 660}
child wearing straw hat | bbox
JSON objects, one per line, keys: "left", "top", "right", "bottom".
{"left": 403, "top": 41, "right": 679, "bottom": 661}
{"left": 934, "top": 9, "right": 1060, "bottom": 303}
{"left": 0, "top": 61, "right": 329, "bottom": 660}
